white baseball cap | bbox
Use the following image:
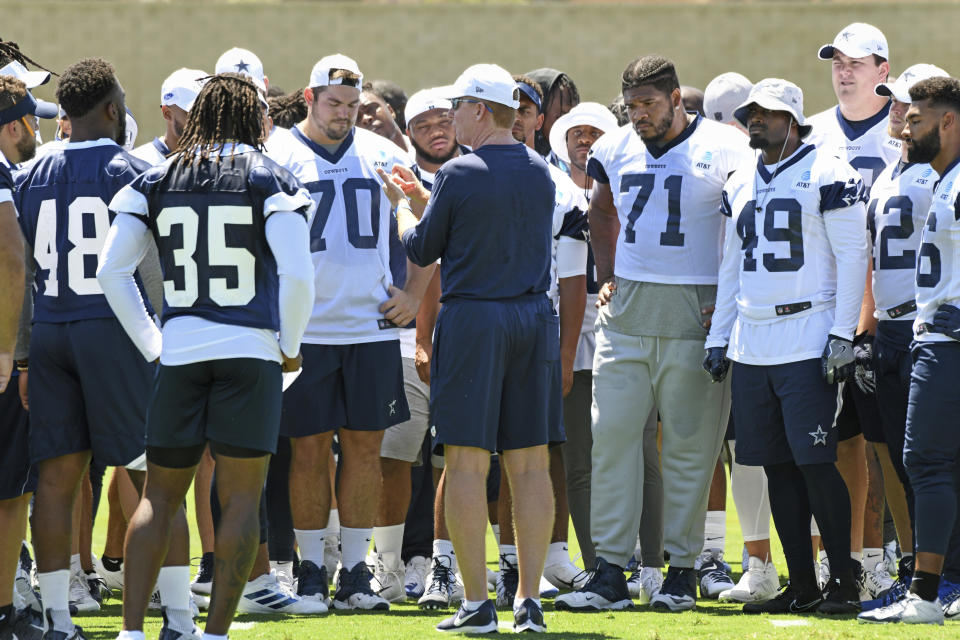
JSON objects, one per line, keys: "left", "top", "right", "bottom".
{"left": 875, "top": 63, "right": 950, "bottom": 103}
{"left": 215, "top": 47, "right": 266, "bottom": 93}
{"left": 734, "top": 78, "right": 812, "bottom": 138}
{"left": 404, "top": 88, "right": 452, "bottom": 127}
{"left": 704, "top": 72, "right": 753, "bottom": 124}
{"left": 0, "top": 60, "right": 50, "bottom": 89}
{"left": 124, "top": 109, "right": 138, "bottom": 151}
{"left": 160, "top": 68, "right": 207, "bottom": 111}
{"left": 818, "top": 23, "right": 889, "bottom": 61}
{"left": 438, "top": 64, "right": 519, "bottom": 109}
{"left": 309, "top": 54, "right": 363, "bottom": 89}
{"left": 548, "top": 102, "right": 618, "bottom": 164}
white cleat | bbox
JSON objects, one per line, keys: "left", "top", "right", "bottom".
{"left": 93, "top": 556, "right": 124, "bottom": 593}
{"left": 627, "top": 567, "right": 663, "bottom": 604}
{"left": 539, "top": 575, "right": 559, "bottom": 598}
{"left": 718, "top": 557, "right": 779, "bottom": 603}
{"left": 419, "top": 556, "right": 455, "bottom": 610}
{"left": 860, "top": 561, "right": 895, "bottom": 599}
{"left": 817, "top": 555, "right": 831, "bottom": 591}
{"left": 857, "top": 592, "right": 944, "bottom": 625}
{"left": 696, "top": 550, "right": 735, "bottom": 599}
{"left": 543, "top": 558, "right": 590, "bottom": 592}
{"left": 69, "top": 569, "right": 100, "bottom": 612}
{"left": 270, "top": 560, "right": 295, "bottom": 594}
{"left": 236, "top": 571, "right": 328, "bottom": 614}
{"left": 371, "top": 557, "right": 406, "bottom": 603}
{"left": 404, "top": 556, "right": 429, "bottom": 600}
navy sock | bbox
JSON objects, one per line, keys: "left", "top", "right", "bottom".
{"left": 764, "top": 462, "right": 817, "bottom": 591}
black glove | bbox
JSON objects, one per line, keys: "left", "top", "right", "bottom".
{"left": 822, "top": 334, "right": 855, "bottom": 384}
{"left": 931, "top": 304, "right": 960, "bottom": 340}
{"left": 702, "top": 346, "right": 730, "bottom": 383}
{"left": 853, "top": 332, "right": 875, "bottom": 394}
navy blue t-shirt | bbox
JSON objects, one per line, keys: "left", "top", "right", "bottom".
{"left": 0, "top": 158, "right": 13, "bottom": 194}
{"left": 15, "top": 140, "right": 154, "bottom": 323}
{"left": 402, "top": 143, "right": 554, "bottom": 301}
{"left": 120, "top": 148, "right": 311, "bottom": 331}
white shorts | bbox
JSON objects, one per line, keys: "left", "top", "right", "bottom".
{"left": 380, "top": 357, "right": 430, "bottom": 464}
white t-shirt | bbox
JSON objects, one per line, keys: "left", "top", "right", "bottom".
{"left": 869, "top": 160, "right": 936, "bottom": 320}
{"left": 586, "top": 116, "right": 751, "bottom": 285}
{"left": 707, "top": 143, "right": 869, "bottom": 364}
{"left": 267, "top": 125, "right": 410, "bottom": 344}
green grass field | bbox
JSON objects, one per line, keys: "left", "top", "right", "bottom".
{"left": 69, "top": 477, "right": 956, "bottom": 639}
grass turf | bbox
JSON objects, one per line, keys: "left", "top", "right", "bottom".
{"left": 69, "top": 474, "right": 956, "bottom": 639}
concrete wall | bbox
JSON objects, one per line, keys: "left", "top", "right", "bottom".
{"left": 6, "top": 1, "right": 960, "bottom": 143}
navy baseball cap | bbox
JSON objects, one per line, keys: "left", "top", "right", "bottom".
{"left": 0, "top": 88, "right": 58, "bottom": 126}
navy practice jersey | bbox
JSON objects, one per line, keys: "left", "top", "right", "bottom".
{"left": 15, "top": 139, "right": 154, "bottom": 323}
{"left": 109, "top": 145, "right": 312, "bottom": 331}
{"left": 0, "top": 153, "right": 13, "bottom": 204}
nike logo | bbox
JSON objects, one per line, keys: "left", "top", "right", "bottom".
{"left": 584, "top": 594, "right": 597, "bottom": 602}
{"left": 789, "top": 598, "right": 822, "bottom": 612}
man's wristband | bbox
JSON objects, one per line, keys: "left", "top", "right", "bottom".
{"left": 15, "top": 359, "right": 28, "bottom": 371}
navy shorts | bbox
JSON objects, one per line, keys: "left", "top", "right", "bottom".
{"left": 873, "top": 321, "right": 914, "bottom": 477}
{"left": 147, "top": 358, "right": 282, "bottom": 461}
{"left": 732, "top": 359, "right": 842, "bottom": 466}
{"left": 0, "top": 373, "right": 35, "bottom": 499}
{"left": 835, "top": 377, "right": 883, "bottom": 442}
{"left": 281, "top": 340, "right": 409, "bottom": 437}
{"left": 29, "top": 319, "right": 153, "bottom": 466}
{"left": 430, "top": 295, "right": 559, "bottom": 453}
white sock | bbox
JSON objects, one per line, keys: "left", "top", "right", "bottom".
{"left": 157, "top": 566, "right": 193, "bottom": 632}
{"left": 499, "top": 544, "right": 517, "bottom": 571}
{"left": 703, "top": 511, "right": 726, "bottom": 553}
{"left": 462, "top": 599, "right": 486, "bottom": 612}
{"left": 341, "top": 526, "right": 373, "bottom": 571}
{"left": 201, "top": 634, "right": 228, "bottom": 640}
{"left": 819, "top": 549, "right": 829, "bottom": 563}
{"left": 327, "top": 509, "right": 341, "bottom": 536}
{"left": 491, "top": 524, "right": 501, "bottom": 547}
{"left": 116, "top": 631, "right": 146, "bottom": 640}
{"left": 433, "top": 539, "right": 457, "bottom": 571}
{"left": 294, "top": 528, "right": 326, "bottom": 566}
{"left": 850, "top": 551, "right": 863, "bottom": 563}
{"left": 37, "top": 568, "right": 70, "bottom": 612}
{"left": 373, "top": 524, "right": 405, "bottom": 570}
{"left": 69, "top": 554, "right": 82, "bottom": 575}
{"left": 863, "top": 547, "right": 883, "bottom": 571}
{"left": 546, "top": 542, "right": 569, "bottom": 566}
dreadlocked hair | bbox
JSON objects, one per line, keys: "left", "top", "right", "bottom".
{"left": 175, "top": 72, "right": 265, "bottom": 166}
{"left": 0, "top": 39, "right": 58, "bottom": 77}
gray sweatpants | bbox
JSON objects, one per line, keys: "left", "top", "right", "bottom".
{"left": 590, "top": 281, "right": 729, "bottom": 569}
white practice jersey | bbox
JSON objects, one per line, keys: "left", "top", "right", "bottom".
{"left": 868, "top": 160, "right": 937, "bottom": 321}
{"left": 267, "top": 125, "right": 409, "bottom": 344}
{"left": 586, "top": 116, "right": 751, "bottom": 285}
{"left": 548, "top": 164, "right": 589, "bottom": 308}
{"left": 914, "top": 158, "right": 960, "bottom": 342}
{"left": 707, "top": 144, "right": 869, "bottom": 364}
{"left": 807, "top": 104, "right": 902, "bottom": 191}
{"left": 131, "top": 137, "right": 171, "bottom": 166}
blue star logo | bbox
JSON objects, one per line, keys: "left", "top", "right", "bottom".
{"left": 235, "top": 60, "right": 250, "bottom": 73}
{"left": 809, "top": 425, "right": 828, "bottom": 446}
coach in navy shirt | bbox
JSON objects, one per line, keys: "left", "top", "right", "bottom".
{"left": 381, "top": 64, "right": 556, "bottom": 633}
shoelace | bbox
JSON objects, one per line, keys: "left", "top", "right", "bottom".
{"left": 429, "top": 562, "right": 454, "bottom": 593}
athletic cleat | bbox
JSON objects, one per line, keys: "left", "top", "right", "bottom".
{"left": 404, "top": 556, "right": 429, "bottom": 600}
{"left": 332, "top": 563, "right": 389, "bottom": 611}
{"left": 939, "top": 579, "right": 960, "bottom": 620}
{"left": 695, "top": 551, "right": 735, "bottom": 599}
{"left": 554, "top": 558, "right": 632, "bottom": 612}
{"left": 237, "top": 571, "right": 327, "bottom": 614}
{"left": 189, "top": 553, "right": 214, "bottom": 596}
{"left": 538, "top": 575, "right": 559, "bottom": 599}
{"left": 40, "top": 611, "right": 86, "bottom": 640}
{"left": 857, "top": 592, "right": 943, "bottom": 624}
{"left": 84, "top": 572, "right": 106, "bottom": 606}
{"left": 271, "top": 560, "right": 295, "bottom": 593}
{"left": 371, "top": 557, "right": 405, "bottom": 603}
{"left": 486, "top": 567, "right": 499, "bottom": 592}
{"left": 650, "top": 566, "right": 697, "bottom": 612}
{"left": 2, "top": 609, "right": 43, "bottom": 640}
{"left": 513, "top": 598, "right": 546, "bottom": 633}
{"left": 718, "top": 556, "right": 779, "bottom": 603}
{"left": 14, "top": 564, "right": 42, "bottom": 614}
{"left": 860, "top": 560, "right": 894, "bottom": 599}
{"left": 68, "top": 571, "right": 99, "bottom": 613}
{"left": 92, "top": 556, "right": 123, "bottom": 593}
{"left": 542, "top": 558, "right": 590, "bottom": 592}
{"left": 323, "top": 534, "right": 341, "bottom": 578}
{"left": 743, "top": 582, "right": 822, "bottom": 614}
{"left": 496, "top": 555, "right": 519, "bottom": 609}
{"left": 883, "top": 540, "right": 899, "bottom": 577}
{"left": 296, "top": 560, "right": 329, "bottom": 604}
{"left": 436, "top": 600, "right": 498, "bottom": 634}
{"left": 818, "top": 576, "right": 861, "bottom": 615}
{"left": 449, "top": 573, "right": 465, "bottom": 607}
{"left": 418, "top": 556, "right": 455, "bottom": 610}
{"left": 157, "top": 607, "right": 202, "bottom": 639}
{"left": 627, "top": 567, "right": 662, "bottom": 604}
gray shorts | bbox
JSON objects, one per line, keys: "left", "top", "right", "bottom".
{"left": 380, "top": 357, "right": 430, "bottom": 464}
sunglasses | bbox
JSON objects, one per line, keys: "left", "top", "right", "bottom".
{"left": 451, "top": 97, "right": 493, "bottom": 115}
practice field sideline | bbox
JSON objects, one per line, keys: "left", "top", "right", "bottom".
{"left": 70, "top": 482, "right": 955, "bottom": 639}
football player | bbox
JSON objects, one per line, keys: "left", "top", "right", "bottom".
{"left": 98, "top": 72, "right": 318, "bottom": 639}
{"left": 706, "top": 78, "right": 868, "bottom": 615}
{"left": 131, "top": 68, "right": 206, "bottom": 165}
